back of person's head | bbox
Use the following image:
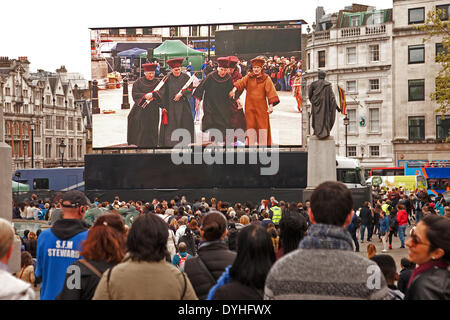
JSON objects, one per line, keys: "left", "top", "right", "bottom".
{"left": 420, "top": 215, "right": 450, "bottom": 263}
{"left": 81, "top": 213, "right": 127, "bottom": 263}
{"left": 127, "top": 214, "right": 168, "bottom": 262}
{"left": 27, "top": 232, "right": 37, "bottom": 241}
{"left": 21, "top": 251, "right": 33, "bottom": 268}
{"left": 230, "top": 224, "right": 276, "bottom": 290}
{"left": 367, "top": 243, "right": 377, "bottom": 259}
{"left": 240, "top": 215, "right": 250, "bottom": 225}
{"left": 201, "top": 211, "right": 227, "bottom": 241}
{"left": 279, "top": 215, "right": 308, "bottom": 255}
{"left": 23, "top": 230, "right": 30, "bottom": 238}
{"left": 0, "top": 218, "right": 14, "bottom": 260}
{"left": 310, "top": 181, "right": 353, "bottom": 226}
{"left": 370, "top": 254, "right": 397, "bottom": 284}
{"left": 178, "top": 242, "right": 187, "bottom": 253}
{"left": 400, "top": 257, "right": 415, "bottom": 269}
{"left": 397, "top": 203, "right": 405, "bottom": 210}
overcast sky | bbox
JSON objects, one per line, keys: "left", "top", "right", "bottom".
{"left": 1, "top": 0, "right": 393, "bottom": 79}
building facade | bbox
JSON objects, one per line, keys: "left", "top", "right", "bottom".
{"left": 0, "top": 57, "right": 88, "bottom": 172}
{"left": 392, "top": 0, "right": 450, "bottom": 166}
{"left": 303, "top": 4, "right": 396, "bottom": 171}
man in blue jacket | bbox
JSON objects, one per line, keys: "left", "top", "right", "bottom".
{"left": 35, "top": 190, "right": 90, "bottom": 300}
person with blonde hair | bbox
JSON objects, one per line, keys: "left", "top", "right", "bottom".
{"left": 0, "top": 217, "right": 35, "bottom": 300}
{"left": 239, "top": 215, "right": 250, "bottom": 226}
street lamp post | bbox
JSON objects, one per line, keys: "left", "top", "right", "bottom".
{"left": 30, "top": 120, "right": 35, "bottom": 168}
{"left": 343, "top": 116, "right": 349, "bottom": 157}
{"left": 23, "top": 143, "right": 27, "bottom": 168}
{"left": 59, "top": 139, "right": 66, "bottom": 167}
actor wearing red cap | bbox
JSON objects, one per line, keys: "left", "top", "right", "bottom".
{"left": 152, "top": 58, "right": 194, "bottom": 147}
{"left": 193, "top": 57, "right": 237, "bottom": 144}
{"left": 229, "top": 57, "right": 280, "bottom": 146}
{"left": 127, "top": 63, "right": 161, "bottom": 147}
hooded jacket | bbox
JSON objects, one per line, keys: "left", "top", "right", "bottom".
{"left": 35, "top": 219, "right": 89, "bottom": 300}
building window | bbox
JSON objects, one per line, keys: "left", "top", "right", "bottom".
{"left": 45, "top": 138, "right": 52, "bottom": 158}
{"left": 346, "top": 80, "right": 357, "bottom": 93}
{"left": 436, "top": 43, "right": 448, "bottom": 59}
{"left": 347, "top": 146, "right": 357, "bottom": 157}
{"left": 45, "top": 115, "right": 52, "bottom": 129}
{"left": 77, "top": 139, "right": 83, "bottom": 158}
{"left": 408, "top": 116, "right": 425, "bottom": 140}
{"left": 77, "top": 118, "right": 82, "bottom": 131}
{"left": 408, "top": 45, "right": 425, "bottom": 64}
{"left": 23, "top": 104, "right": 28, "bottom": 114}
{"left": 348, "top": 109, "right": 357, "bottom": 134}
{"left": 350, "top": 16, "right": 360, "bottom": 26}
{"left": 57, "top": 96, "right": 64, "bottom": 106}
{"left": 143, "top": 27, "right": 152, "bottom": 35}
{"left": 5, "top": 102, "right": 11, "bottom": 112}
{"left": 318, "top": 50, "right": 326, "bottom": 68}
{"left": 369, "top": 79, "right": 380, "bottom": 91}
{"left": 68, "top": 139, "right": 74, "bottom": 159}
{"left": 436, "top": 115, "right": 450, "bottom": 140}
{"left": 408, "top": 7, "right": 425, "bottom": 24}
{"left": 369, "top": 44, "right": 380, "bottom": 62}
{"left": 126, "top": 28, "right": 136, "bottom": 36}
{"left": 369, "top": 146, "right": 380, "bottom": 157}
{"left": 45, "top": 95, "right": 51, "bottom": 105}
{"left": 369, "top": 108, "right": 380, "bottom": 132}
{"left": 190, "top": 26, "right": 199, "bottom": 37}
{"left": 35, "top": 142, "right": 41, "bottom": 156}
{"left": 56, "top": 116, "right": 65, "bottom": 130}
{"left": 346, "top": 47, "right": 357, "bottom": 64}
{"left": 307, "top": 53, "right": 311, "bottom": 70}
{"left": 408, "top": 79, "right": 425, "bottom": 101}
{"left": 5, "top": 87, "right": 10, "bottom": 96}
{"left": 436, "top": 4, "right": 450, "bottom": 20}
{"left": 373, "top": 12, "right": 384, "bottom": 24}
{"left": 23, "top": 90, "right": 28, "bottom": 98}
{"left": 68, "top": 117, "right": 74, "bottom": 131}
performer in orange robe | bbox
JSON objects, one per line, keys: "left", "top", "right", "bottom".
{"left": 230, "top": 57, "right": 279, "bottom": 146}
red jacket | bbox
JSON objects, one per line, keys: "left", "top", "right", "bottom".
{"left": 397, "top": 210, "right": 408, "bottom": 226}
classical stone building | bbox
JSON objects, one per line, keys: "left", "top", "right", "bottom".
{"left": 0, "top": 57, "right": 88, "bottom": 172}
{"left": 303, "top": 4, "right": 396, "bottom": 171}
{"left": 392, "top": 0, "right": 450, "bottom": 166}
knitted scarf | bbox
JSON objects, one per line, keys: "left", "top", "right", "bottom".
{"left": 299, "top": 223, "right": 354, "bottom": 251}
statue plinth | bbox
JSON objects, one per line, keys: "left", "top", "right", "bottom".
{"left": 303, "top": 135, "right": 337, "bottom": 203}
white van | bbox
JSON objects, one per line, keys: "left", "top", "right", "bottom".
{"left": 336, "top": 156, "right": 366, "bottom": 189}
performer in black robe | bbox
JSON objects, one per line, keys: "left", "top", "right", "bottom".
{"left": 193, "top": 57, "right": 236, "bottom": 143}
{"left": 127, "top": 63, "right": 161, "bottom": 147}
{"left": 153, "top": 58, "right": 194, "bottom": 147}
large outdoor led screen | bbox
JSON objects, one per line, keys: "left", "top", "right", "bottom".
{"left": 90, "top": 21, "right": 305, "bottom": 149}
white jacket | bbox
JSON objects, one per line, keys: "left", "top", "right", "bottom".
{"left": 166, "top": 229, "right": 177, "bottom": 259}
{"left": 0, "top": 268, "right": 35, "bottom": 300}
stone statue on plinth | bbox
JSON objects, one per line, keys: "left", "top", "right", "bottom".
{"left": 308, "top": 70, "right": 341, "bottom": 139}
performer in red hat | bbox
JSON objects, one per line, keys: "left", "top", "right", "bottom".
{"left": 193, "top": 57, "right": 238, "bottom": 145}
{"left": 127, "top": 63, "right": 161, "bottom": 147}
{"left": 229, "top": 57, "right": 279, "bottom": 146}
{"left": 152, "top": 58, "right": 194, "bottom": 147}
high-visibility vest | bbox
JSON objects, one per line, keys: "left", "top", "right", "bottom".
{"left": 271, "top": 206, "right": 282, "bottom": 224}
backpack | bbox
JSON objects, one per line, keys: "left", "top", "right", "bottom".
{"left": 178, "top": 229, "right": 197, "bottom": 256}
{"left": 353, "top": 215, "right": 362, "bottom": 229}
{"left": 176, "top": 253, "right": 188, "bottom": 271}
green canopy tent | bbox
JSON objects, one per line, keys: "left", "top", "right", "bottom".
{"left": 12, "top": 181, "right": 30, "bottom": 192}
{"left": 140, "top": 40, "right": 206, "bottom": 73}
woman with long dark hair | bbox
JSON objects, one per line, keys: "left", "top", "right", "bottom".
{"left": 276, "top": 215, "right": 308, "bottom": 259}
{"left": 405, "top": 215, "right": 450, "bottom": 299}
{"left": 207, "top": 224, "right": 276, "bottom": 300}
